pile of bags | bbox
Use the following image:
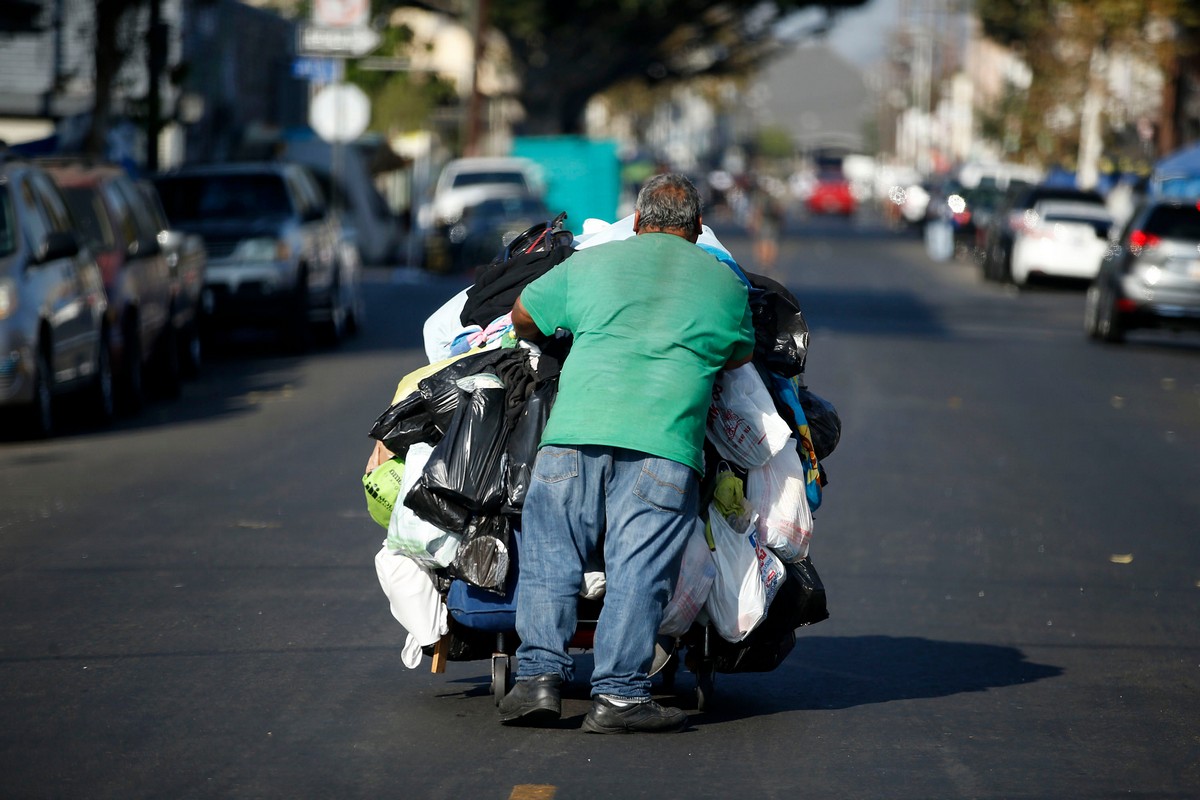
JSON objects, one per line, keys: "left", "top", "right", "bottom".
{"left": 364, "top": 213, "right": 840, "bottom": 670}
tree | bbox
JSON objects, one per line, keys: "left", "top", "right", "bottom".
{"left": 86, "top": 0, "right": 148, "bottom": 157}
{"left": 390, "top": 0, "right": 870, "bottom": 136}
{"left": 976, "top": 0, "right": 1200, "bottom": 161}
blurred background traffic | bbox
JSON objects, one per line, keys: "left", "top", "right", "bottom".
{"left": 2, "top": 0, "right": 1200, "bottom": 437}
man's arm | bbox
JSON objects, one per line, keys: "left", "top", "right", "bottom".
{"left": 511, "top": 295, "right": 545, "bottom": 342}
{"left": 724, "top": 352, "right": 753, "bottom": 370}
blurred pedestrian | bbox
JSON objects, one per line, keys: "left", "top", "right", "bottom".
{"left": 500, "top": 173, "right": 755, "bottom": 734}
{"left": 748, "top": 176, "right": 784, "bottom": 275}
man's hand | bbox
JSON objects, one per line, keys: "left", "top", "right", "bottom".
{"left": 511, "top": 296, "right": 545, "bottom": 342}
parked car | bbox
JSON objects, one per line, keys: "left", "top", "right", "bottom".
{"left": 424, "top": 191, "right": 551, "bottom": 273}
{"left": 40, "top": 159, "right": 177, "bottom": 408}
{"left": 805, "top": 169, "right": 857, "bottom": 216}
{"left": 0, "top": 157, "right": 113, "bottom": 437}
{"left": 419, "top": 156, "right": 543, "bottom": 234}
{"left": 137, "top": 180, "right": 207, "bottom": 377}
{"left": 152, "top": 161, "right": 362, "bottom": 350}
{"left": 952, "top": 184, "right": 1008, "bottom": 262}
{"left": 1084, "top": 197, "right": 1200, "bottom": 343}
{"left": 981, "top": 184, "right": 1106, "bottom": 282}
{"left": 1009, "top": 200, "right": 1114, "bottom": 286}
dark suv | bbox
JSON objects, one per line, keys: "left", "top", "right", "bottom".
{"left": 1084, "top": 198, "right": 1200, "bottom": 343}
{"left": 152, "top": 161, "right": 361, "bottom": 350}
{"left": 0, "top": 157, "right": 113, "bottom": 437}
{"left": 981, "top": 184, "right": 1106, "bottom": 282}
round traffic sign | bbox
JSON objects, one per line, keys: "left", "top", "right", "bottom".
{"left": 310, "top": 82, "right": 370, "bottom": 143}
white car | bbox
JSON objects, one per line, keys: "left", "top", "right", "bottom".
{"left": 421, "top": 157, "right": 543, "bottom": 229}
{"left": 1010, "top": 200, "right": 1114, "bottom": 285}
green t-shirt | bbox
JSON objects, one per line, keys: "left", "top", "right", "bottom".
{"left": 520, "top": 232, "right": 755, "bottom": 473}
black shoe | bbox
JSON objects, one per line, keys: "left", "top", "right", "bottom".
{"left": 498, "top": 673, "right": 562, "bottom": 726}
{"left": 582, "top": 695, "right": 688, "bottom": 734}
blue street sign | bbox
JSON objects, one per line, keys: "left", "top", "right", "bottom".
{"left": 292, "top": 57, "right": 340, "bottom": 83}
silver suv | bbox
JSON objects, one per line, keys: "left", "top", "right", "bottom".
{"left": 153, "top": 161, "right": 361, "bottom": 350}
{"left": 0, "top": 157, "right": 114, "bottom": 437}
{"left": 1085, "top": 198, "right": 1200, "bottom": 343}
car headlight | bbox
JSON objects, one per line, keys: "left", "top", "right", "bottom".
{"left": 232, "top": 237, "right": 290, "bottom": 262}
{"left": 0, "top": 278, "right": 16, "bottom": 320}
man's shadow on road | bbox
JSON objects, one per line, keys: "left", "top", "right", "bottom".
{"left": 660, "top": 634, "right": 1063, "bottom": 719}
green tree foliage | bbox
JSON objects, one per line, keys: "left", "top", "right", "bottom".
{"left": 976, "top": 0, "right": 1200, "bottom": 160}
{"left": 388, "top": 0, "right": 869, "bottom": 135}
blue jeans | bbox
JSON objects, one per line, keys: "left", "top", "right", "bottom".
{"left": 515, "top": 444, "right": 698, "bottom": 699}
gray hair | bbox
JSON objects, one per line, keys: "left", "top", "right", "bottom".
{"left": 636, "top": 173, "right": 703, "bottom": 237}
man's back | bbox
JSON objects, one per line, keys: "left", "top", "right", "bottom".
{"left": 521, "top": 232, "right": 753, "bottom": 472}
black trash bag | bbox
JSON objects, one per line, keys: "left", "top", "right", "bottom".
{"left": 367, "top": 390, "right": 443, "bottom": 456}
{"left": 403, "top": 479, "right": 472, "bottom": 534}
{"left": 707, "top": 555, "right": 829, "bottom": 674}
{"left": 502, "top": 377, "right": 557, "bottom": 515}
{"left": 419, "top": 382, "right": 510, "bottom": 514}
{"left": 368, "top": 348, "right": 518, "bottom": 454}
{"left": 745, "top": 272, "right": 809, "bottom": 378}
{"left": 448, "top": 514, "right": 513, "bottom": 594}
{"left": 796, "top": 386, "right": 841, "bottom": 461}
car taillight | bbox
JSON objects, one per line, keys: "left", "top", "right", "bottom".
{"left": 953, "top": 210, "right": 971, "bottom": 226}
{"left": 1128, "top": 230, "right": 1160, "bottom": 250}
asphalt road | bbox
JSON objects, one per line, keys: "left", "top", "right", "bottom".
{"left": 1, "top": 210, "right": 1198, "bottom": 800}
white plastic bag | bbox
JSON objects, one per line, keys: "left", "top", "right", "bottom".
{"left": 703, "top": 506, "right": 787, "bottom": 643}
{"left": 374, "top": 546, "right": 448, "bottom": 668}
{"left": 747, "top": 445, "right": 814, "bottom": 563}
{"left": 659, "top": 520, "right": 717, "bottom": 638}
{"left": 386, "top": 442, "right": 461, "bottom": 567}
{"left": 707, "top": 364, "right": 794, "bottom": 469}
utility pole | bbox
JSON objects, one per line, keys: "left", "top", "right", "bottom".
{"left": 463, "top": 0, "right": 490, "bottom": 157}
{"left": 146, "top": 0, "right": 165, "bottom": 172}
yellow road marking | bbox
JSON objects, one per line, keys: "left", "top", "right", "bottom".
{"left": 509, "top": 786, "right": 557, "bottom": 800}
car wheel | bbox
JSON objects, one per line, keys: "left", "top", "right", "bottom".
{"left": 319, "top": 274, "right": 347, "bottom": 347}
{"left": 179, "top": 319, "right": 202, "bottom": 379}
{"left": 284, "top": 270, "right": 312, "bottom": 354}
{"left": 118, "top": 315, "right": 145, "bottom": 415}
{"left": 26, "top": 345, "right": 55, "bottom": 439}
{"left": 1095, "top": 283, "right": 1127, "bottom": 344}
{"left": 88, "top": 334, "right": 116, "bottom": 427}
{"left": 155, "top": 322, "right": 182, "bottom": 399}
{"left": 1084, "top": 284, "right": 1102, "bottom": 338}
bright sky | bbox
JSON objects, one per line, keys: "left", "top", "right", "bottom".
{"left": 827, "top": 0, "right": 899, "bottom": 66}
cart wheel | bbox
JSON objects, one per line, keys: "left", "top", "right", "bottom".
{"left": 695, "top": 661, "right": 715, "bottom": 711}
{"left": 492, "top": 654, "right": 511, "bottom": 706}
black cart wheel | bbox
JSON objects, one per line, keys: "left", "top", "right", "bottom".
{"left": 492, "top": 653, "right": 511, "bottom": 705}
{"left": 695, "top": 661, "right": 716, "bottom": 711}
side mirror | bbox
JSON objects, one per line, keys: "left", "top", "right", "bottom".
{"left": 36, "top": 231, "right": 79, "bottom": 263}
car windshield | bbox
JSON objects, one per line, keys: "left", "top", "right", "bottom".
{"left": 60, "top": 186, "right": 117, "bottom": 249}
{"left": 155, "top": 174, "right": 292, "bottom": 222}
{"left": 451, "top": 171, "right": 528, "bottom": 189}
{"left": 0, "top": 187, "right": 14, "bottom": 257}
{"left": 1142, "top": 205, "right": 1200, "bottom": 239}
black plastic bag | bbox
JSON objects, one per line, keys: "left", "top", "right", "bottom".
{"left": 745, "top": 272, "right": 809, "bottom": 378}
{"left": 368, "top": 349, "right": 516, "bottom": 454}
{"left": 419, "top": 383, "right": 510, "bottom": 514}
{"left": 502, "top": 377, "right": 557, "bottom": 515}
{"left": 796, "top": 386, "right": 841, "bottom": 460}
{"left": 403, "top": 480, "right": 472, "bottom": 534}
{"left": 448, "top": 514, "right": 513, "bottom": 594}
{"left": 368, "top": 391, "right": 443, "bottom": 455}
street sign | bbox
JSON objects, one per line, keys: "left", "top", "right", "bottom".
{"left": 298, "top": 24, "right": 380, "bottom": 57}
{"left": 313, "top": 0, "right": 369, "bottom": 28}
{"left": 309, "top": 82, "right": 371, "bottom": 143}
{"left": 292, "top": 57, "right": 341, "bottom": 83}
